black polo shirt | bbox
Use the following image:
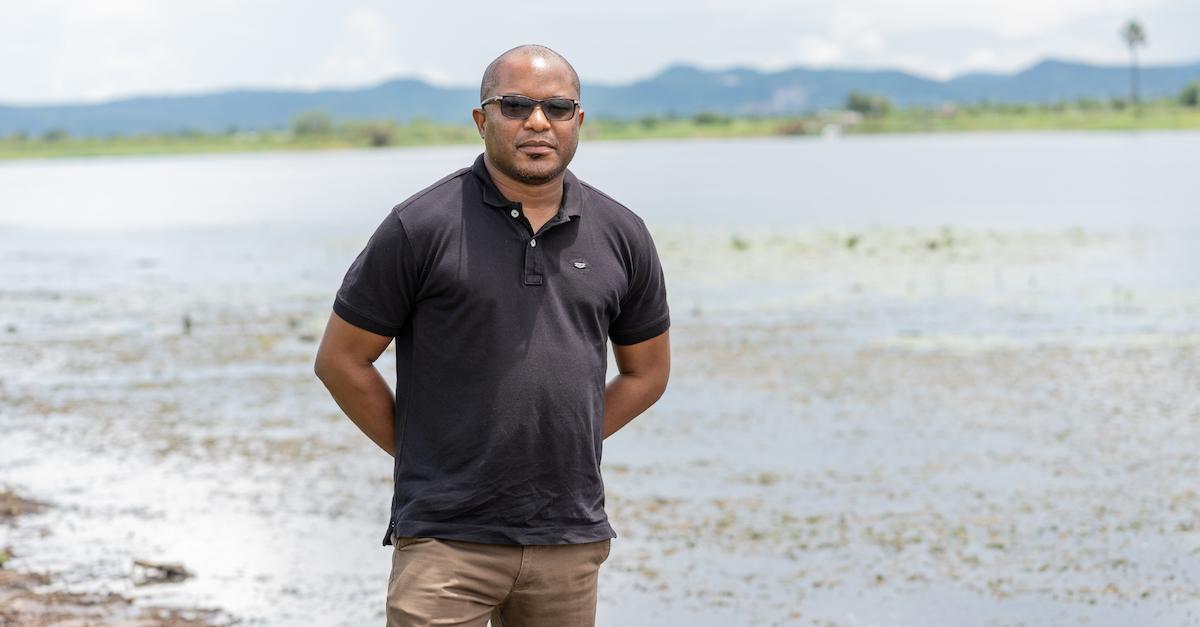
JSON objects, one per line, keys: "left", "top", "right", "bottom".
{"left": 332, "top": 152, "right": 670, "bottom": 546}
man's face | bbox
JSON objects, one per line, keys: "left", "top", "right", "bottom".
{"left": 472, "top": 55, "right": 584, "bottom": 186}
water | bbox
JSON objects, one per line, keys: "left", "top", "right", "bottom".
{"left": 2, "top": 131, "right": 1197, "bottom": 230}
{"left": 2, "top": 133, "right": 1199, "bottom": 626}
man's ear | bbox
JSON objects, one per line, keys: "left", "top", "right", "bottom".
{"left": 471, "top": 108, "right": 486, "bottom": 139}
{"left": 577, "top": 109, "right": 585, "bottom": 129}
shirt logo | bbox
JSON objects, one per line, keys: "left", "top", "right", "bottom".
{"left": 571, "top": 259, "right": 589, "bottom": 270}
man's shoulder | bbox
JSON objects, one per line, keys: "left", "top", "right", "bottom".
{"left": 576, "top": 178, "right": 649, "bottom": 232}
{"left": 387, "top": 167, "right": 473, "bottom": 225}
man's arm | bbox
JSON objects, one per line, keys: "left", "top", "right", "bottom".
{"left": 603, "top": 330, "right": 671, "bottom": 439}
{"left": 314, "top": 311, "right": 397, "bottom": 456}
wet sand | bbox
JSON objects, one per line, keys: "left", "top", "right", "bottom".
{"left": 0, "top": 489, "right": 228, "bottom": 625}
{"left": 1, "top": 224, "right": 1198, "bottom": 625}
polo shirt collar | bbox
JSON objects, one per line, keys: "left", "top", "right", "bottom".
{"left": 471, "top": 152, "right": 582, "bottom": 219}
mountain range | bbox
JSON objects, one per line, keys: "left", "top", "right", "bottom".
{"left": 2, "top": 58, "right": 1198, "bottom": 137}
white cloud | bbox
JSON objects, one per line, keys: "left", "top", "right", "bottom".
{"left": 0, "top": 0, "right": 1195, "bottom": 104}
{"left": 794, "top": 36, "right": 846, "bottom": 66}
{"left": 959, "top": 47, "right": 1003, "bottom": 75}
{"left": 305, "top": 8, "right": 404, "bottom": 88}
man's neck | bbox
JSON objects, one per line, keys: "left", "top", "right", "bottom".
{"left": 483, "top": 154, "right": 564, "bottom": 214}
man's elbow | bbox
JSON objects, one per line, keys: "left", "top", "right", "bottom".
{"left": 648, "top": 367, "right": 670, "bottom": 404}
{"left": 313, "top": 349, "right": 339, "bottom": 383}
{"left": 314, "top": 348, "right": 377, "bottom": 386}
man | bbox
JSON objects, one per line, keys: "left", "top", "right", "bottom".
{"left": 314, "top": 44, "right": 671, "bottom": 627}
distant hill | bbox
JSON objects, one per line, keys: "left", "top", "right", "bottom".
{"left": 2, "top": 58, "right": 1198, "bottom": 137}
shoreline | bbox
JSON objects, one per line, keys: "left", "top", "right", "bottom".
{"left": 3, "top": 107, "right": 1199, "bottom": 161}
{"left": 1, "top": 126, "right": 1198, "bottom": 166}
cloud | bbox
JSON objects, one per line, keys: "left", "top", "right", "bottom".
{"left": 794, "top": 36, "right": 846, "bottom": 66}
{"left": 0, "top": 0, "right": 1195, "bottom": 104}
{"left": 962, "top": 47, "right": 1001, "bottom": 69}
{"left": 305, "top": 8, "right": 405, "bottom": 88}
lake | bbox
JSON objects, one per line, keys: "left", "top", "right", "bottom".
{"left": 2, "top": 132, "right": 1199, "bottom": 626}
{"left": 2, "top": 131, "right": 1197, "bottom": 230}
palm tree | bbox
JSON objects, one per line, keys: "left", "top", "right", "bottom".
{"left": 1120, "top": 20, "right": 1147, "bottom": 109}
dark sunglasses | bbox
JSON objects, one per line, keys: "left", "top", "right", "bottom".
{"left": 480, "top": 95, "right": 580, "bottom": 121}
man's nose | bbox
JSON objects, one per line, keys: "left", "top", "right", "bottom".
{"left": 523, "top": 104, "right": 551, "bottom": 131}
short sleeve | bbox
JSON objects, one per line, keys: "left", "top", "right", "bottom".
{"left": 332, "top": 211, "right": 418, "bottom": 337}
{"left": 609, "top": 221, "right": 671, "bottom": 345}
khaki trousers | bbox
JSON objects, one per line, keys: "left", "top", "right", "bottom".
{"left": 386, "top": 534, "right": 612, "bottom": 627}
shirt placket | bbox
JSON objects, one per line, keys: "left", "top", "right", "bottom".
{"left": 503, "top": 203, "right": 571, "bottom": 287}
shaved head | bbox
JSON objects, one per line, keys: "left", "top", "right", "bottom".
{"left": 480, "top": 44, "right": 580, "bottom": 102}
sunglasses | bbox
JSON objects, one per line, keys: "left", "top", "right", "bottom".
{"left": 480, "top": 95, "right": 581, "bottom": 121}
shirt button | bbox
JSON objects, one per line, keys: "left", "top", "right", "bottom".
{"left": 530, "top": 239, "right": 537, "bottom": 248}
{"left": 510, "top": 209, "right": 519, "bottom": 218}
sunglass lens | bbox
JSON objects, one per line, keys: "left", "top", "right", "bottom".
{"left": 501, "top": 96, "right": 535, "bottom": 119}
{"left": 544, "top": 100, "right": 575, "bottom": 120}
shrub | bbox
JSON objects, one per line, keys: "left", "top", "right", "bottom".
{"left": 692, "top": 111, "right": 729, "bottom": 125}
{"left": 343, "top": 120, "right": 397, "bottom": 147}
{"left": 291, "top": 110, "right": 334, "bottom": 136}
{"left": 845, "top": 91, "right": 892, "bottom": 117}
{"left": 1181, "top": 81, "right": 1200, "bottom": 108}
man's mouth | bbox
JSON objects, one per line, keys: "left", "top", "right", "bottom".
{"left": 518, "top": 141, "right": 555, "bottom": 155}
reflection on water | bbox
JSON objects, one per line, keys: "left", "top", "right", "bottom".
{"left": 2, "top": 135, "right": 1199, "bottom": 626}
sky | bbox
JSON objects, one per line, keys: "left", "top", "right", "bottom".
{"left": 3, "top": 0, "right": 1198, "bottom": 105}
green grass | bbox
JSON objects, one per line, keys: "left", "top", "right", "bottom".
{"left": 0, "top": 124, "right": 482, "bottom": 160}
{"left": 3, "top": 103, "right": 1199, "bottom": 161}
{"left": 583, "top": 115, "right": 792, "bottom": 140}
{"left": 855, "top": 105, "right": 1200, "bottom": 133}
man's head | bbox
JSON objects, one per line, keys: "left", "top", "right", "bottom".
{"left": 472, "top": 45, "right": 584, "bottom": 186}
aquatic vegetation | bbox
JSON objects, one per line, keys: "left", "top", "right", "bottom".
{"left": 2, "top": 224, "right": 1198, "bottom": 625}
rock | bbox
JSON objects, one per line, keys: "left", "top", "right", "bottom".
{"left": 133, "top": 559, "right": 193, "bottom": 584}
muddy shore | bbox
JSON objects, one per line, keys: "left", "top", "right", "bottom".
{"left": 2, "top": 224, "right": 1199, "bottom": 625}
{"left": 0, "top": 489, "right": 229, "bottom": 626}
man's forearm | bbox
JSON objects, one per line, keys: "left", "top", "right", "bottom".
{"left": 602, "top": 372, "right": 667, "bottom": 439}
{"left": 317, "top": 363, "right": 396, "bottom": 456}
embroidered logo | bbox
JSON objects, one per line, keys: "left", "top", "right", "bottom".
{"left": 571, "top": 258, "right": 589, "bottom": 270}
